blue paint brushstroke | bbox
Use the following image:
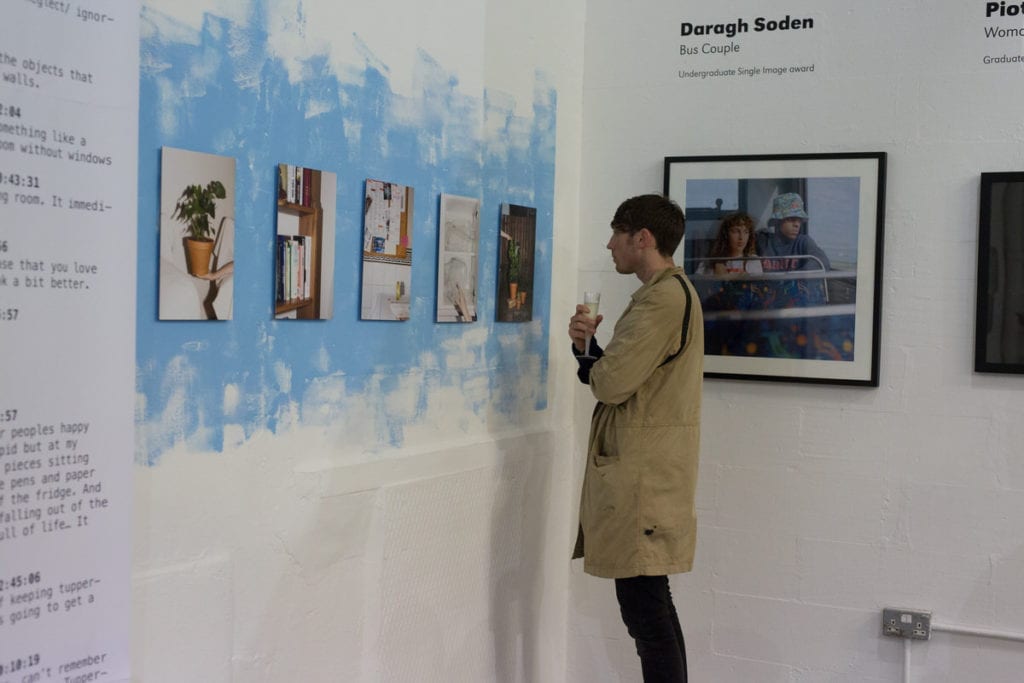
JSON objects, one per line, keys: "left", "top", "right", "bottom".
{"left": 136, "top": 6, "right": 554, "bottom": 463}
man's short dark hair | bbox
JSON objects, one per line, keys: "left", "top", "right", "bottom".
{"left": 610, "top": 194, "right": 686, "bottom": 257}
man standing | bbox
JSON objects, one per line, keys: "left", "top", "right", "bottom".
{"left": 569, "top": 194, "right": 703, "bottom": 682}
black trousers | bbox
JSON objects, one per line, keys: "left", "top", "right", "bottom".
{"left": 614, "top": 575, "right": 687, "bottom": 682}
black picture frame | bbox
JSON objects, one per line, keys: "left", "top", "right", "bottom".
{"left": 975, "top": 172, "right": 1024, "bottom": 373}
{"left": 664, "top": 152, "right": 886, "bottom": 386}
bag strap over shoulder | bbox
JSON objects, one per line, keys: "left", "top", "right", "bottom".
{"left": 658, "top": 274, "right": 693, "bottom": 368}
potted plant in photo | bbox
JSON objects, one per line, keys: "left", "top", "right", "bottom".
{"left": 506, "top": 237, "right": 521, "bottom": 307}
{"left": 173, "top": 180, "right": 226, "bottom": 276}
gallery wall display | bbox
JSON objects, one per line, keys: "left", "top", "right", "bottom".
{"left": 975, "top": 172, "right": 1024, "bottom": 373}
{"left": 154, "top": 158, "right": 536, "bottom": 328}
{"left": 437, "top": 193, "right": 481, "bottom": 323}
{"left": 159, "top": 147, "right": 237, "bottom": 320}
{"left": 496, "top": 203, "right": 537, "bottom": 322}
{"left": 275, "top": 164, "right": 337, "bottom": 320}
{"left": 360, "top": 179, "right": 414, "bottom": 321}
{"left": 665, "top": 152, "right": 886, "bottom": 386}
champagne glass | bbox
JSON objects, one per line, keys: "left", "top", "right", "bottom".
{"left": 579, "top": 291, "right": 601, "bottom": 359}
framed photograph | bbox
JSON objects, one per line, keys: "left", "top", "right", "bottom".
{"left": 275, "top": 164, "right": 337, "bottom": 320}
{"left": 159, "top": 147, "right": 236, "bottom": 321}
{"left": 436, "top": 193, "right": 480, "bottom": 323}
{"left": 496, "top": 203, "right": 537, "bottom": 322}
{"left": 360, "top": 178, "right": 413, "bottom": 321}
{"left": 664, "top": 152, "right": 886, "bottom": 386}
{"left": 976, "top": 172, "right": 1024, "bottom": 373}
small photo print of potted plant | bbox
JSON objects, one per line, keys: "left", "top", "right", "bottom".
{"left": 159, "top": 147, "right": 236, "bottom": 320}
{"left": 496, "top": 203, "right": 536, "bottom": 322}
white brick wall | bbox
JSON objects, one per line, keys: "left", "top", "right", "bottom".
{"left": 572, "top": 2, "right": 1024, "bottom": 680}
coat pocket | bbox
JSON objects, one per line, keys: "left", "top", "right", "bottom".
{"left": 592, "top": 452, "right": 620, "bottom": 468}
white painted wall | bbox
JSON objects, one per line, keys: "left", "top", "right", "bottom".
{"left": 572, "top": 1, "right": 1024, "bottom": 681}
{"left": 131, "top": 1, "right": 585, "bottom": 681}
{"left": 130, "top": 1, "right": 1024, "bottom": 680}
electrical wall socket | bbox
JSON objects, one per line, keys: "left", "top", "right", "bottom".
{"left": 882, "top": 608, "right": 931, "bottom": 640}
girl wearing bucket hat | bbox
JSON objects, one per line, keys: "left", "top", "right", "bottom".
{"left": 756, "top": 192, "right": 831, "bottom": 272}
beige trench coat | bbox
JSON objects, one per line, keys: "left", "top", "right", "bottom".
{"left": 573, "top": 267, "right": 703, "bottom": 579}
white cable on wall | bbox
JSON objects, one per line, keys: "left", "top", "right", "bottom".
{"left": 902, "top": 620, "right": 1024, "bottom": 682}
{"left": 903, "top": 638, "right": 911, "bottom": 683}
{"left": 931, "top": 622, "right": 1024, "bottom": 643}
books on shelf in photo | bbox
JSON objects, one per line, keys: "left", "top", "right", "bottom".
{"left": 278, "top": 164, "right": 315, "bottom": 208}
{"left": 275, "top": 234, "right": 311, "bottom": 303}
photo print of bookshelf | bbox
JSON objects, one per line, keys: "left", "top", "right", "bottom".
{"left": 159, "top": 146, "right": 236, "bottom": 321}
{"left": 360, "top": 179, "right": 414, "bottom": 321}
{"left": 275, "top": 164, "right": 337, "bottom": 320}
{"left": 436, "top": 194, "right": 480, "bottom": 323}
{"left": 496, "top": 203, "right": 537, "bottom": 322}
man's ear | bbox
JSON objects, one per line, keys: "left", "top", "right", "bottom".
{"left": 639, "top": 227, "right": 657, "bottom": 250}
